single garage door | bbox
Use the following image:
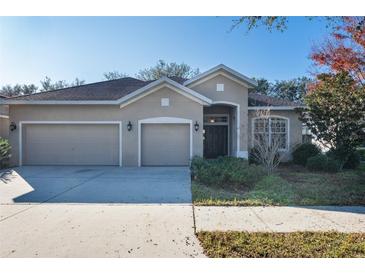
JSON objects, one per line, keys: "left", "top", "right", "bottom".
{"left": 141, "top": 124, "right": 190, "bottom": 166}
{"left": 22, "top": 124, "right": 119, "bottom": 165}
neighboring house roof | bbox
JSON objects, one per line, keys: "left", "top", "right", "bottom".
{"left": 248, "top": 93, "right": 302, "bottom": 108}
{"left": 184, "top": 64, "right": 258, "bottom": 88}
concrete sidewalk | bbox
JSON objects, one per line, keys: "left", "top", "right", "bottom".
{"left": 194, "top": 206, "right": 365, "bottom": 232}
{"left": 0, "top": 204, "right": 204, "bottom": 258}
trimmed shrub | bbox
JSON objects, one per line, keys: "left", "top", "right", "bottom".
{"left": 326, "top": 158, "right": 341, "bottom": 173}
{"left": 306, "top": 154, "right": 328, "bottom": 171}
{"left": 306, "top": 154, "right": 341, "bottom": 173}
{"left": 343, "top": 151, "right": 361, "bottom": 169}
{"left": 191, "top": 156, "right": 265, "bottom": 189}
{"left": 292, "top": 143, "right": 321, "bottom": 166}
{"left": 0, "top": 138, "right": 11, "bottom": 169}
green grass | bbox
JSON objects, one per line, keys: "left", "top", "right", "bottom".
{"left": 197, "top": 231, "right": 365, "bottom": 258}
{"left": 192, "top": 165, "right": 365, "bottom": 206}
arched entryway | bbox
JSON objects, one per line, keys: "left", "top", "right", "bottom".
{"left": 203, "top": 101, "right": 240, "bottom": 158}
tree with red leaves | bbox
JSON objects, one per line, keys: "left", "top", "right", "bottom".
{"left": 311, "top": 17, "right": 365, "bottom": 86}
{"left": 302, "top": 17, "right": 365, "bottom": 168}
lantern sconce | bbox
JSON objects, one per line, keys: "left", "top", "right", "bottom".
{"left": 127, "top": 121, "right": 132, "bottom": 131}
{"left": 10, "top": 122, "right": 17, "bottom": 131}
{"left": 194, "top": 121, "right": 199, "bottom": 132}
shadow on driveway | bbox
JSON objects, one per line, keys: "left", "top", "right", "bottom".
{"left": 0, "top": 166, "right": 192, "bottom": 204}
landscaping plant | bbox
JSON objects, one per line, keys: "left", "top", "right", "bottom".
{"left": 0, "top": 138, "right": 11, "bottom": 169}
{"left": 301, "top": 17, "right": 365, "bottom": 169}
{"left": 302, "top": 72, "right": 365, "bottom": 169}
{"left": 251, "top": 110, "right": 287, "bottom": 175}
{"left": 190, "top": 156, "right": 264, "bottom": 189}
{"left": 292, "top": 143, "right": 321, "bottom": 166}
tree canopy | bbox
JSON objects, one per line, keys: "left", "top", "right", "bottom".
{"left": 135, "top": 60, "right": 200, "bottom": 81}
{"left": 231, "top": 16, "right": 344, "bottom": 33}
{"left": 301, "top": 72, "right": 365, "bottom": 166}
{"left": 0, "top": 77, "right": 85, "bottom": 97}
{"left": 251, "top": 77, "right": 311, "bottom": 103}
{"left": 311, "top": 17, "right": 365, "bottom": 86}
{"left": 103, "top": 71, "right": 129, "bottom": 80}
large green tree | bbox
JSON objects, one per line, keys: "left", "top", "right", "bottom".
{"left": 301, "top": 72, "right": 365, "bottom": 167}
{"left": 136, "top": 60, "right": 200, "bottom": 81}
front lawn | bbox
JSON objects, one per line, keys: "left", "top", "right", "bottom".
{"left": 192, "top": 163, "right": 365, "bottom": 206}
{"left": 197, "top": 231, "right": 365, "bottom": 258}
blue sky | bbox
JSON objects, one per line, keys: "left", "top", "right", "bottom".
{"left": 0, "top": 16, "right": 331, "bottom": 86}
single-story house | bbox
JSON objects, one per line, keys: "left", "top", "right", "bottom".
{"left": 0, "top": 94, "right": 9, "bottom": 138}
{"left": 1, "top": 64, "right": 302, "bottom": 167}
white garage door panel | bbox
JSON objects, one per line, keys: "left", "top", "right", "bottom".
{"left": 22, "top": 124, "right": 119, "bottom": 165}
{"left": 141, "top": 124, "right": 190, "bottom": 166}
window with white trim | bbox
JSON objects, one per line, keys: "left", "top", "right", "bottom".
{"left": 253, "top": 117, "right": 288, "bottom": 150}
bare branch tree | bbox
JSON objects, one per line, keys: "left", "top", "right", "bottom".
{"left": 251, "top": 109, "right": 287, "bottom": 175}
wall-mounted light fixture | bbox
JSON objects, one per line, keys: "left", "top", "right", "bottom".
{"left": 9, "top": 122, "right": 17, "bottom": 131}
{"left": 194, "top": 121, "right": 199, "bottom": 132}
{"left": 127, "top": 121, "right": 132, "bottom": 131}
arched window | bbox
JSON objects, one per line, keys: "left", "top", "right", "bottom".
{"left": 253, "top": 116, "right": 289, "bottom": 151}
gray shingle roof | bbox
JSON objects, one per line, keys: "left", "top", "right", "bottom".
{"left": 4, "top": 76, "right": 299, "bottom": 107}
{"left": 248, "top": 93, "right": 301, "bottom": 107}
{"left": 8, "top": 77, "right": 150, "bottom": 101}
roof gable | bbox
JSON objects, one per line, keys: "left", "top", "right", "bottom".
{"left": 184, "top": 64, "right": 257, "bottom": 88}
{"left": 119, "top": 76, "right": 212, "bottom": 108}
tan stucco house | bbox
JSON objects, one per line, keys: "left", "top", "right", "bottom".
{"left": 1, "top": 65, "right": 302, "bottom": 167}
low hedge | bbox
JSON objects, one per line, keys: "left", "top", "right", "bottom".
{"left": 306, "top": 154, "right": 341, "bottom": 173}
{"left": 292, "top": 143, "right": 321, "bottom": 166}
{"left": 191, "top": 156, "right": 265, "bottom": 189}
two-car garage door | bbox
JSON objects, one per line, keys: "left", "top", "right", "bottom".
{"left": 21, "top": 122, "right": 190, "bottom": 166}
{"left": 22, "top": 124, "right": 120, "bottom": 166}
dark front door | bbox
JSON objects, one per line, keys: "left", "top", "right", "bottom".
{"left": 203, "top": 125, "right": 228, "bottom": 158}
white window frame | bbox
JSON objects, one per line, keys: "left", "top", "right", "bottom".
{"left": 18, "top": 121, "right": 122, "bottom": 167}
{"left": 216, "top": 83, "right": 224, "bottom": 92}
{"left": 252, "top": 116, "right": 290, "bottom": 151}
{"left": 161, "top": 98, "right": 169, "bottom": 107}
{"left": 137, "top": 117, "right": 193, "bottom": 167}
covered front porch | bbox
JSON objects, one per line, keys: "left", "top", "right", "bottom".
{"left": 203, "top": 102, "right": 240, "bottom": 159}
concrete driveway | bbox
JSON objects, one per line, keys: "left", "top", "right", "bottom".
{"left": 0, "top": 166, "right": 192, "bottom": 204}
{"left": 0, "top": 166, "right": 204, "bottom": 257}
